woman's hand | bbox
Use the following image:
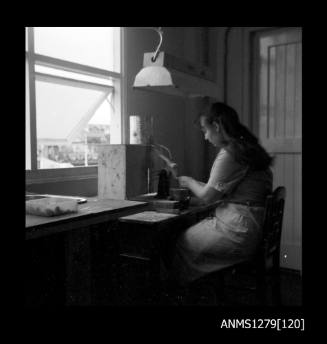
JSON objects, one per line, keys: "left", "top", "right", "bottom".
{"left": 178, "top": 176, "right": 193, "bottom": 188}
{"left": 178, "top": 176, "right": 223, "bottom": 204}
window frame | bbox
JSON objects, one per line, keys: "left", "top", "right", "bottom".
{"left": 26, "top": 27, "right": 125, "bottom": 184}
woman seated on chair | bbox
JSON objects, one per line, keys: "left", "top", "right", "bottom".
{"left": 171, "top": 102, "right": 273, "bottom": 286}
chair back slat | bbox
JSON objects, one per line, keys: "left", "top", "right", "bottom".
{"left": 261, "top": 186, "right": 286, "bottom": 258}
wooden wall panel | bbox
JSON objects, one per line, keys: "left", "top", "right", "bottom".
{"left": 259, "top": 42, "right": 268, "bottom": 139}
{"left": 285, "top": 44, "right": 296, "bottom": 137}
{"left": 266, "top": 42, "right": 301, "bottom": 142}
{"left": 272, "top": 153, "right": 284, "bottom": 190}
{"left": 272, "top": 153, "right": 302, "bottom": 270}
{"left": 283, "top": 154, "right": 295, "bottom": 244}
{"left": 268, "top": 46, "right": 276, "bottom": 139}
{"left": 293, "top": 154, "right": 302, "bottom": 243}
{"left": 294, "top": 43, "right": 302, "bottom": 138}
{"left": 275, "top": 45, "right": 286, "bottom": 138}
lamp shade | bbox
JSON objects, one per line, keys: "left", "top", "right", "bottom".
{"left": 133, "top": 66, "right": 174, "bottom": 87}
{"left": 133, "top": 52, "right": 218, "bottom": 98}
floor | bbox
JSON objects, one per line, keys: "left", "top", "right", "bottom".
{"left": 118, "top": 267, "right": 302, "bottom": 306}
{"left": 218, "top": 268, "right": 302, "bottom": 306}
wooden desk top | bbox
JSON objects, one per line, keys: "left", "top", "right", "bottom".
{"left": 26, "top": 198, "right": 148, "bottom": 240}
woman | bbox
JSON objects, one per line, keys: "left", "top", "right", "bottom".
{"left": 171, "top": 102, "right": 273, "bottom": 285}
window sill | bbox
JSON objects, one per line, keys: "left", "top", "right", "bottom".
{"left": 26, "top": 166, "right": 98, "bottom": 185}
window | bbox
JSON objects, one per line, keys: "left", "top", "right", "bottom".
{"left": 26, "top": 27, "right": 122, "bottom": 171}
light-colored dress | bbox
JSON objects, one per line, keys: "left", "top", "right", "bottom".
{"left": 172, "top": 147, "right": 272, "bottom": 285}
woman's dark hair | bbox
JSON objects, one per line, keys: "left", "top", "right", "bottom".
{"left": 199, "top": 102, "right": 273, "bottom": 170}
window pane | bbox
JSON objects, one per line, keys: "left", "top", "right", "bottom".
{"left": 35, "top": 65, "right": 114, "bottom": 87}
{"left": 35, "top": 78, "right": 113, "bottom": 169}
{"left": 34, "top": 27, "right": 120, "bottom": 72}
{"left": 26, "top": 58, "right": 31, "bottom": 170}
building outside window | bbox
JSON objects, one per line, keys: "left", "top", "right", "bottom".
{"left": 25, "top": 27, "right": 122, "bottom": 171}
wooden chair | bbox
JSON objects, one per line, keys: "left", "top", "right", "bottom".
{"left": 187, "top": 186, "right": 286, "bottom": 306}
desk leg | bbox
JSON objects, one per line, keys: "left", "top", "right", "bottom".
{"left": 147, "top": 253, "right": 162, "bottom": 303}
{"left": 65, "top": 228, "right": 92, "bottom": 306}
{"left": 25, "top": 235, "right": 66, "bottom": 307}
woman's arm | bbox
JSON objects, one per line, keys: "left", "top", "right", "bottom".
{"left": 178, "top": 176, "right": 224, "bottom": 204}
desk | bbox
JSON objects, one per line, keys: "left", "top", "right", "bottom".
{"left": 25, "top": 198, "right": 148, "bottom": 306}
{"left": 117, "top": 201, "right": 219, "bottom": 303}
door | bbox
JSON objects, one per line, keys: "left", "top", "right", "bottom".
{"left": 255, "top": 28, "right": 302, "bottom": 271}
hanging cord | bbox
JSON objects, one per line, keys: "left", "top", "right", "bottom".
{"left": 132, "top": 27, "right": 164, "bottom": 62}
{"left": 151, "top": 27, "right": 163, "bottom": 62}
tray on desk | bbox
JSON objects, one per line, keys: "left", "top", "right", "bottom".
{"left": 118, "top": 211, "right": 178, "bottom": 224}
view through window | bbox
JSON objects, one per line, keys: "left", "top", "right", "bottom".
{"left": 26, "top": 27, "right": 121, "bottom": 170}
